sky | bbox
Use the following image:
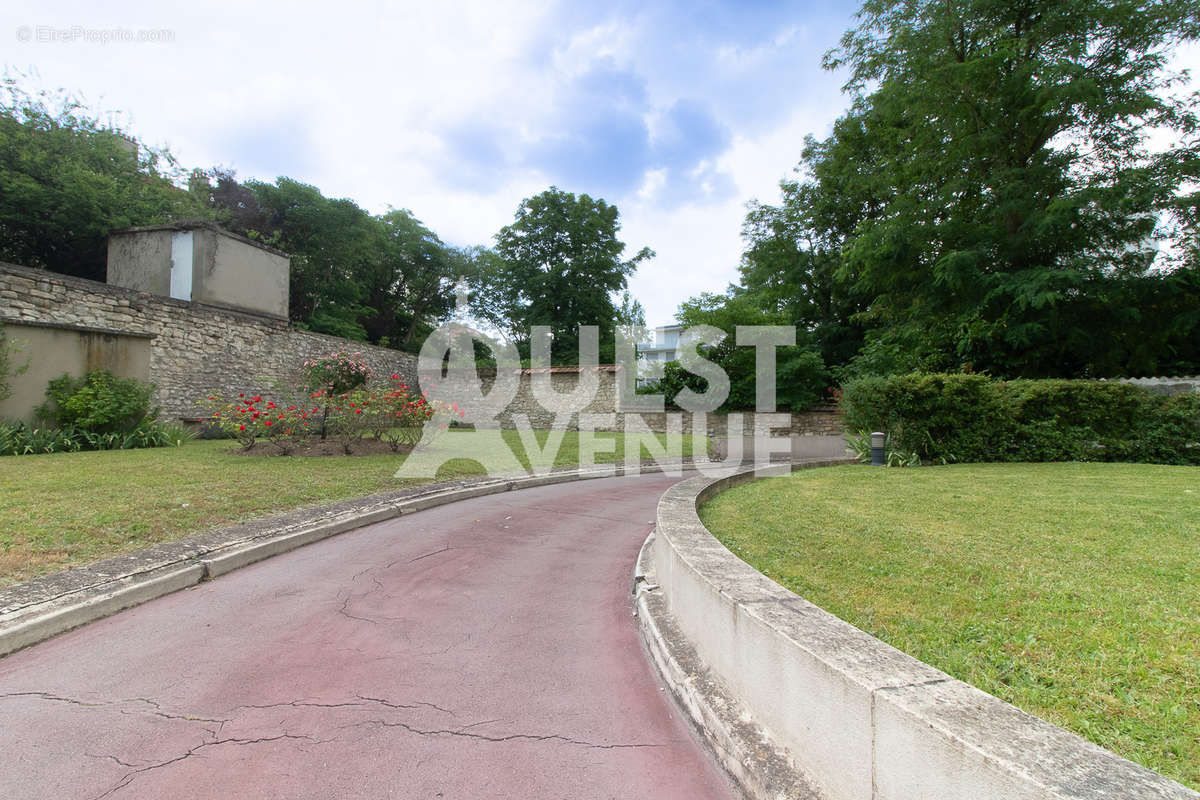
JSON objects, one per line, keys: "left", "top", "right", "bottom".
{"left": 4, "top": 2, "right": 1197, "bottom": 329}
{"left": 2, "top": 0, "right": 858, "bottom": 327}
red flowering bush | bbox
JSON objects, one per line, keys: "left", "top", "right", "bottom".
{"left": 199, "top": 393, "right": 318, "bottom": 454}
{"left": 198, "top": 371, "right": 463, "bottom": 456}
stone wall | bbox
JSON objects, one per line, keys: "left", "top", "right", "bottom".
{"left": 0, "top": 262, "right": 417, "bottom": 422}
{"left": 1117, "top": 376, "right": 1200, "bottom": 396}
{"left": 472, "top": 365, "right": 843, "bottom": 435}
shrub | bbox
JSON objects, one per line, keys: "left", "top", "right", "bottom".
{"left": 36, "top": 370, "right": 157, "bottom": 433}
{"left": 302, "top": 351, "right": 373, "bottom": 439}
{"left": 840, "top": 374, "right": 1200, "bottom": 466}
{"left": 302, "top": 351, "right": 372, "bottom": 395}
{"left": 198, "top": 374, "right": 451, "bottom": 455}
{"left": 0, "top": 418, "right": 192, "bottom": 456}
{"left": 199, "top": 393, "right": 318, "bottom": 454}
{"left": 639, "top": 347, "right": 829, "bottom": 412}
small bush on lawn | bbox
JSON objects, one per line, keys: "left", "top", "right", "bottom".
{"left": 36, "top": 370, "right": 157, "bottom": 433}
{"left": 841, "top": 374, "right": 1200, "bottom": 465}
{"left": 199, "top": 393, "right": 318, "bottom": 454}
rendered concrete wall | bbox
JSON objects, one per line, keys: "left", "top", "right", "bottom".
{"left": 107, "top": 224, "right": 290, "bottom": 319}
{"left": 650, "top": 466, "right": 1199, "bottom": 800}
{"left": 191, "top": 228, "right": 290, "bottom": 319}
{"left": 0, "top": 322, "right": 152, "bottom": 425}
{"left": 106, "top": 229, "right": 173, "bottom": 297}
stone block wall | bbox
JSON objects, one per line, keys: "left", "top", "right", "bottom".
{"left": 468, "top": 365, "right": 843, "bottom": 436}
{"left": 0, "top": 262, "right": 417, "bottom": 421}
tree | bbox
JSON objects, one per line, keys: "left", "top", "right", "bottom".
{"left": 816, "top": 0, "right": 1200, "bottom": 377}
{"left": 371, "top": 209, "right": 463, "bottom": 350}
{"left": 196, "top": 172, "right": 465, "bottom": 350}
{"left": 490, "top": 188, "right": 653, "bottom": 364}
{"left": 0, "top": 78, "right": 209, "bottom": 281}
{"left": 655, "top": 291, "right": 829, "bottom": 411}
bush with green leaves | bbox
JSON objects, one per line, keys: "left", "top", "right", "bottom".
{"left": 0, "top": 418, "right": 192, "bottom": 456}
{"left": 841, "top": 374, "right": 1200, "bottom": 466}
{"left": 36, "top": 370, "right": 158, "bottom": 433}
{"left": 640, "top": 347, "right": 829, "bottom": 412}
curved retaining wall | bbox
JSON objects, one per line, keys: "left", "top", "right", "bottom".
{"left": 647, "top": 461, "right": 1198, "bottom": 800}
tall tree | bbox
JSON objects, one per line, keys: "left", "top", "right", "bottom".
{"left": 490, "top": 188, "right": 653, "bottom": 364}
{"left": 197, "top": 172, "right": 465, "bottom": 350}
{"left": 734, "top": 0, "right": 1200, "bottom": 378}
{"left": 372, "top": 209, "right": 462, "bottom": 350}
{"left": 0, "top": 78, "right": 209, "bottom": 281}
{"left": 820, "top": 0, "right": 1200, "bottom": 377}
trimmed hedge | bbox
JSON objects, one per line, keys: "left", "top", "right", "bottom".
{"left": 840, "top": 374, "right": 1200, "bottom": 465}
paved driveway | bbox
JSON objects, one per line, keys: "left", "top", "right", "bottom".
{"left": 0, "top": 473, "right": 738, "bottom": 800}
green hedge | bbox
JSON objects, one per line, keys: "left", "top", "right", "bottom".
{"left": 840, "top": 374, "right": 1200, "bottom": 465}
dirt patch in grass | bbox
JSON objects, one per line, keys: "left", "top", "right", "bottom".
{"left": 231, "top": 439, "right": 416, "bottom": 457}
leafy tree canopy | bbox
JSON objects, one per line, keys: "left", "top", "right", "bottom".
{"left": 0, "top": 77, "right": 210, "bottom": 282}
{"left": 483, "top": 187, "right": 653, "bottom": 364}
{"left": 737, "top": 0, "right": 1200, "bottom": 379}
{"left": 647, "top": 291, "right": 830, "bottom": 411}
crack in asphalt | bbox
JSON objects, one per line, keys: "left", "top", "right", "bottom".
{"left": 406, "top": 545, "right": 454, "bottom": 564}
{"left": 343, "top": 717, "right": 661, "bottom": 750}
{"left": 90, "top": 732, "right": 324, "bottom": 800}
{"left": 0, "top": 692, "right": 228, "bottom": 724}
{"left": 225, "top": 694, "right": 455, "bottom": 718}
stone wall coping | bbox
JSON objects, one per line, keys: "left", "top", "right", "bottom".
{"left": 0, "top": 261, "right": 290, "bottom": 327}
{"left": 0, "top": 317, "right": 156, "bottom": 340}
{"left": 646, "top": 461, "right": 1198, "bottom": 800}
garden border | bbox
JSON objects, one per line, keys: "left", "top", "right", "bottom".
{"left": 636, "top": 459, "right": 1199, "bottom": 800}
{"left": 0, "top": 458, "right": 709, "bottom": 659}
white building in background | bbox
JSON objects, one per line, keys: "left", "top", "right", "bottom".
{"left": 636, "top": 323, "right": 683, "bottom": 386}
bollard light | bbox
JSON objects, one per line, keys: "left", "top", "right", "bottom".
{"left": 870, "top": 431, "right": 886, "bottom": 466}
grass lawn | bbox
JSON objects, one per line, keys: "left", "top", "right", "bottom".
{"left": 700, "top": 462, "right": 1200, "bottom": 790}
{"left": 0, "top": 430, "right": 705, "bottom": 587}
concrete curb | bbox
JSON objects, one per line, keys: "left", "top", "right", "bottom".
{"left": 0, "top": 459, "right": 712, "bottom": 659}
{"left": 643, "top": 459, "right": 1199, "bottom": 800}
{"left": 634, "top": 532, "right": 825, "bottom": 800}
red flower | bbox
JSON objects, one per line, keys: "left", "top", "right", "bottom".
{"left": 239, "top": 424, "right": 246, "bottom": 431}
{"left": 238, "top": 393, "right": 244, "bottom": 398}
{"left": 264, "top": 420, "right": 273, "bottom": 427}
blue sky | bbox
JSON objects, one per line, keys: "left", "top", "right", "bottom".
{"left": 7, "top": 1, "right": 1196, "bottom": 328}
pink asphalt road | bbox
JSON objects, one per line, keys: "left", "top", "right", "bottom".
{"left": 0, "top": 473, "right": 739, "bottom": 800}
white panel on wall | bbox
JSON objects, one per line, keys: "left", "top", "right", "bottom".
{"left": 169, "top": 231, "right": 193, "bottom": 301}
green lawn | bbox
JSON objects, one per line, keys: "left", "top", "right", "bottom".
{"left": 0, "top": 430, "right": 704, "bottom": 587}
{"left": 700, "top": 462, "right": 1200, "bottom": 790}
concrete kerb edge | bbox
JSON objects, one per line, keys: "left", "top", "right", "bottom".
{"left": 634, "top": 531, "right": 825, "bottom": 800}
{"left": 645, "top": 458, "right": 1200, "bottom": 800}
{"left": 0, "top": 458, "right": 711, "bottom": 659}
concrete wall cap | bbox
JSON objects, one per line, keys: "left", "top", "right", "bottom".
{"left": 648, "top": 460, "right": 1198, "bottom": 800}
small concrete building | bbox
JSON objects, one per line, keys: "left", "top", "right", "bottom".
{"left": 107, "top": 222, "right": 290, "bottom": 319}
